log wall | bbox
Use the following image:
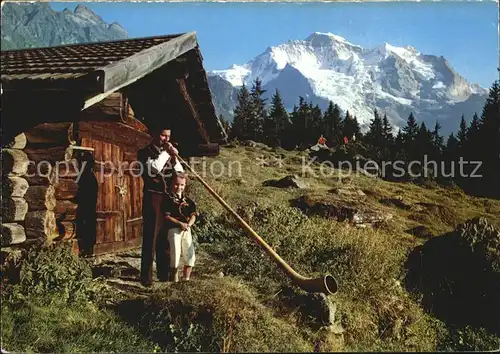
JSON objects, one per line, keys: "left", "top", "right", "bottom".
{"left": 1, "top": 91, "right": 149, "bottom": 257}
{"left": 1, "top": 134, "right": 32, "bottom": 247}
{"left": 1, "top": 130, "right": 62, "bottom": 249}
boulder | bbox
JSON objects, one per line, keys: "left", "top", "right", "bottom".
{"left": 242, "top": 140, "right": 272, "bottom": 151}
{"left": 405, "top": 225, "right": 434, "bottom": 240}
{"left": 309, "top": 147, "right": 335, "bottom": 162}
{"left": 352, "top": 210, "right": 393, "bottom": 228}
{"left": 329, "top": 187, "right": 366, "bottom": 200}
{"left": 292, "top": 195, "right": 358, "bottom": 222}
{"left": 263, "top": 175, "right": 310, "bottom": 189}
{"left": 292, "top": 195, "right": 392, "bottom": 228}
{"left": 404, "top": 217, "right": 500, "bottom": 334}
{"left": 307, "top": 293, "right": 337, "bottom": 326}
{"left": 279, "top": 286, "right": 339, "bottom": 328}
{"left": 379, "top": 198, "right": 412, "bottom": 210}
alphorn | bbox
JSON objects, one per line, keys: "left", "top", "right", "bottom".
{"left": 175, "top": 152, "right": 338, "bottom": 295}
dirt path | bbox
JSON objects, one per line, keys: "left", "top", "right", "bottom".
{"left": 89, "top": 246, "right": 223, "bottom": 297}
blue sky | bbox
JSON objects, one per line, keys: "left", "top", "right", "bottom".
{"left": 50, "top": 2, "right": 499, "bottom": 88}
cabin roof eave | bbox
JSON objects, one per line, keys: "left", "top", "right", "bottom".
{"left": 81, "top": 32, "right": 198, "bottom": 109}
{"left": 0, "top": 32, "right": 228, "bottom": 146}
{"left": 0, "top": 32, "right": 197, "bottom": 96}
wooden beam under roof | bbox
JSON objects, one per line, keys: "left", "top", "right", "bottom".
{"left": 81, "top": 32, "right": 198, "bottom": 110}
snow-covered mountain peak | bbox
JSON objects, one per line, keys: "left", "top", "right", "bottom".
{"left": 306, "top": 32, "right": 350, "bottom": 45}
{"left": 404, "top": 45, "right": 419, "bottom": 53}
{"left": 208, "top": 32, "right": 488, "bottom": 134}
{"left": 212, "top": 33, "right": 365, "bottom": 87}
{"left": 305, "top": 32, "right": 363, "bottom": 58}
{"left": 369, "top": 42, "right": 421, "bottom": 63}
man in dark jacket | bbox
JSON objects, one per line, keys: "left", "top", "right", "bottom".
{"left": 138, "top": 125, "right": 184, "bottom": 286}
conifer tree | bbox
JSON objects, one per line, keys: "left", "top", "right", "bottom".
{"left": 432, "top": 120, "right": 444, "bottom": 152}
{"left": 442, "top": 133, "right": 460, "bottom": 183}
{"left": 231, "top": 84, "right": 252, "bottom": 140}
{"left": 467, "top": 113, "right": 481, "bottom": 140}
{"left": 479, "top": 81, "right": 500, "bottom": 150}
{"left": 365, "top": 109, "right": 385, "bottom": 148}
{"left": 350, "top": 115, "right": 362, "bottom": 140}
{"left": 431, "top": 120, "right": 444, "bottom": 162}
{"left": 309, "top": 104, "right": 324, "bottom": 145}
{"left": 394, "top": 129, "right": 406, "bottom": 159}
{"left": 446, "top": 133, "right": 459, "bottom": 149}
{"left": 402, "top": 112, "right": 419, "bottom": 159}
{"left": 457, "top": 114, "right": 468, "bottom": 149}
{"left": 298, "top": 97, "right": 312, "bottom": 147}
{"left": 454, "top": 115, "right": 469, "bottom": 188}
{"left": 282, "top": 104, "right": 300, "bottom": 150}
{"left": 477, "top": 81, "right": 500, "bottom": 197}
{"left": 416, "top": 122, "right": 434, "bottom": 159}
{"left": 403, "top": 112, "right": 419, "bottom": 141}
{"left": 465, "top": 113, "right": 481, "bottom": 160}
{"left": 382, "top": 113, "right": 394, "bottom": 148}
{"left": 445, "top": 133, "right": 459, "bottom": 161}
{"left": 288, "top": 97, "right": 310, "bottom": 148}
{"left": 324, "top": 101, "right": 342, "bottom": 145}
{"left": 248, "top": 78, "right": 267, "bottom": 142}
{"left": 341, "top": 110, "right": 352, "bottom": 140}
{"left": 266, "top": 89, "right": 289, "bottom": 146}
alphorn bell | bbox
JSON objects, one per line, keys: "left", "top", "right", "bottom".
{"left": 174, "top": 152, "right": 338, "bottom": 295}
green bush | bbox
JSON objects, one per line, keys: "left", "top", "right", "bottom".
{"left": 6, "top": 243, "right": 108, "bottom": 305}
{"left": 1, "top": 243, "right": 155, "bottom": 353}
{"left": 438, "top": 326, "right": 500, "bottom": 351}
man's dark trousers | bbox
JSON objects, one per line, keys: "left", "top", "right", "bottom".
{"left": 140, "top": 191, "right": 170, "bottom": 285}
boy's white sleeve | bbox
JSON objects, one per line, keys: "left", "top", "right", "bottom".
{"left": 146, "top": 150, "right": 171, "bottom": 174}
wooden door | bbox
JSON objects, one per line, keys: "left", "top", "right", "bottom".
{"left": 78, "top": 120, "right": 151, "bottom": 255}
{"left": 123, "top": 148, "right": 144, "bottom": 243}
{"left": 81, "top": 136, "right": 124, "bottom": 254}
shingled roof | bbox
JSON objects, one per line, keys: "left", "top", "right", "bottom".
{"left": 1, "top": 33, "right": 227, "bottom": 144}
{"left": 1, "top": 33, "right": 196, "bottom": 94}
{"left": 1, "top": 34, "right": 181, "bottom": 81}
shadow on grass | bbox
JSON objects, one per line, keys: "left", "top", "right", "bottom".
{"left": 111, "top": 296, "right": 220, "bottom": 352}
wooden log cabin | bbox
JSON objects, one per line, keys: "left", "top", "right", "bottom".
{"left": 1, "top": 33, "right": 227, "bottom": 256}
